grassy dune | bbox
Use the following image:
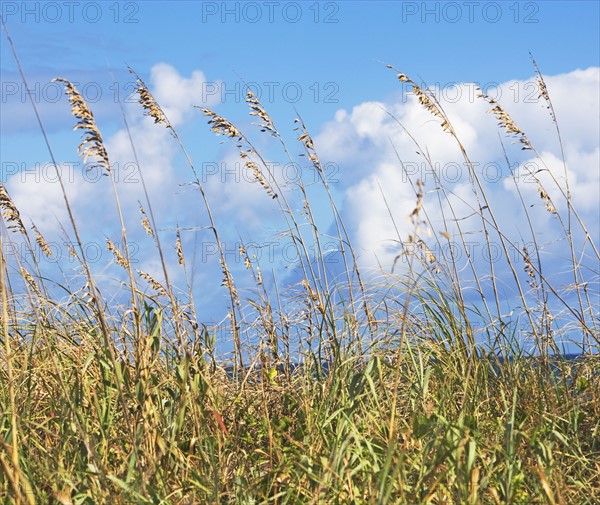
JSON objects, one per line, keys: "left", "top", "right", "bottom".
{"left": 1, "top": 54, "right": 599, "bottom": 503}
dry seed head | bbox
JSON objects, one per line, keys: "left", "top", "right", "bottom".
{"left": 301, "top": 279, "right": 319, "bottom": 302}
{"left": 220, "top": 259, "right": 240, "bottom": 303}
{"left": 199, "top": 108, "right": 242, "bottom": 140}
{"left": 246, "top": 161, "right": 277, "bottom": 199}
{"left": 390, "top": 68, "right": 451, "bottom": 133}
{"left": 419, "top": 240, "right": 436, "bottom": 264}
{"left": 386, "top": 63, "right": 411, "bottom": 83}
{"left": 489, "top": 105, "right": 523, "bottom": 135}
{"left": 409, "top": 179, "right": 425, "bottom": 227}
{"left": 20, "top": 267, "right": 42, "bottom": 297}
{"left": 295, "top": 118, "right": 323, "bottom": 172}
{"left": 137, "top": 85, "right": 168, "bottom": 125}
{"left": 478, "top": 89, "right": 532, "bottom": 150}
{"left": 175, "top": 230, "right": 185, "bottom": 265}
{"left": 129, "top": 68, "right": 170, "bottom": 128}
{"left": 239, "top": 245, "right": 252, "bottom": 269}
{"left": 0, "top": 183, "right": 26, "bottom": 234}
{"left": 530, "top": 55, "right": 556, "bottom": 123}
{"left": 297, "top": 131, "right": 314, "bottom": 150}
{"left": 522, "top": 246, "right": 537, "bottom": 289}
{"left": 246, "top": 90, "right": 276, "bottom": 134}
{"left": 413, "top": 86, "right": 443, "bottom": 121}
{"left": 410, "top": 200, "right": 422, "bottom": 218}
{"left": 410, "top": 82, "right": 452, "bottom": 134}
{"left": 106, "top": 239, "right": 129, "bottom": 269}
{"left": 137, "top": 84, "right": 165, "bottom": 128}
{"left": 538, "top": 188, "right": 557, "bottom": 214}
{"left": 32, "top": 223, "right": 52, "bottom": 257}
{"left": 137, "top": 270, "right": 168, "bottom": 296}
{"left": 536, "top": 75, "right": 550, "bottom": 104}
{"left": 53, "top": 78, "right": 111, "bottom": 173}
{"left": 139, "top": 205, "right": 155, "bottom": 238}
{"left": 536, "top": 75, "right": 556, "bottom": 122}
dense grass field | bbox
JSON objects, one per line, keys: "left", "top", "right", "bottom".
{"left": 1, "top": 46, "right": 599, "bottom": 504}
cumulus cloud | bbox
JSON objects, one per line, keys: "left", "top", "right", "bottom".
{"left": 147, "top": 63, "right": 212, "bottom": 126}
{"left": 4, "top": 63, "right": 219, "bottom": 290}
{"left": 314, "top": 67, "right": 600, "bottom": 273}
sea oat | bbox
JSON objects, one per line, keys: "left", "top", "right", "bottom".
{"left": 198, "top": 108, "right": 242, "bottom": 140}
{"left": 106, "top": 239, "right": 129, "bottom": 269}
{"left": 478, "top": 89, "right": 532, "bottom": 150}
{"left": 20, "top": 267, "right": 42, "bottom": 297}
{"left": 408, "top": 179, "right": 430, "bottom": 237}
{"left": 246, "top": 90, "right": 276, "bottom": 135}
{"left": 301, "top": 279, "right": 319, "bottom": 302}
{"left": 530, "top": 55, "right": 556, "bottom": 124}
{"left": 129, "top": 68, "right": 171, "bottom": 128}
{"left": 538, "top": 188, "right": 557, "bottom": 214}
{"left": 137, "top": 270, "right": 168, "bottom": 297}
{"left": 175, "top": 230, "right": 185, "bottom": 266}
{"left": 256, "top": 265, "right": 263, "bottom": 285}
{"left": 246, "top": 161, "right": 277, "bottom": 198}
{"left": 220, "top": 259, "right": 240, "bottom": 304}
{"left": 139, "top": 205, "right": 155, "bottom": 238}
{"left": 0, "top": 183, "right": 26, "bottom": 234}
{"left": 390, "top": 68, "right": 451, "bottom": 133}
{"left": 294, "top": 120, "right": 321, "bottom": 166}
{"left": 32, "top": 223, "right": 51, "bottom": 257}
{"left": 418, "top": 239, "right": 436, "bottom": 264}
{"left": 413, "top": 86, "right": 445, "bottom": 123}
{"left": 239, "top": 245, "right": 252, "bottom": 270}
{"left": 523, "top": 245, "right": 538, "bottom": 289}
{"left": 53, "top": 78, "right": 111, "bottom": 173}
{"left": 410, "top": 179, "right": 424, "bottom": 221}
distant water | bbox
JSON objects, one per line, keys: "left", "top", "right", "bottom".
{"left": 221, "top": 352, "right": 596, "bottom": 378}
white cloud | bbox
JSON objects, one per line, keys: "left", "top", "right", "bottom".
{"left": 344, "top": 161, "right": 415, "bottom": 268}
{"left": 314, "top": 68, "right": 600, "bottom": 272}
{"left": 4, "top": 64, "right": 220, "bottom": 292}
{"left": 148, "top": 63, "right": 212, "bottom": 126}
{"left": 506, "top": 148, "right": 600, "bottom": 212}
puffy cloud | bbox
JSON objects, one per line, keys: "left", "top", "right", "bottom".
{"left": 314, "top": 67, "right": 600, "bottom": 272}
{"left": 6, "top": 162, "right": 93, "bottom": 231}
{"left": 148, "top": 63, "right": 213, "bottom": 126}
{"left": 4, "top": 64, "right": 222, "bottom": 294}
{"left": 7, "top": 64, "right": 217, "bottom": 227}
{"left": 343, "top": 161, "right": 415, "bottom": 268}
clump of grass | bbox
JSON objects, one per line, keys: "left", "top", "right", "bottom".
{"left": 0, "top": 28, "right": 598, "bottom": 504}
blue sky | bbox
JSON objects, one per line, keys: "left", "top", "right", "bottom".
{"left": 2, "top": 1, "right": 599, "bottom": 139}
{"left": 1, "top": 1, "right": 599, "bottom": 354}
